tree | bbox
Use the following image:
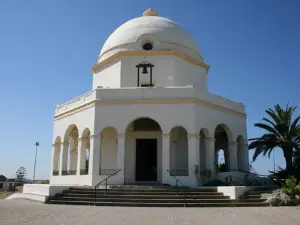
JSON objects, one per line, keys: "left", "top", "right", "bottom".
{"left": 249, "top": 104, "right": 300, "bottom": 173}
{"left": 16, "top": 167, "right": 27, "bottom": 184}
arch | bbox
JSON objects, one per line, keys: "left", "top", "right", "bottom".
{"left": 214, "top": 124, "right": 232, "bottom": 142}
{"left": 100, "top": 127, "right": 118, "bottom": 174}
{"left": 52, "top": 136, "right": 61, "bottom": 175}
{"left": 125, "top": 117, "right": 162, "bottom": 132}
{"left": 214, "top": 124, "right": 229, "bottom": 172}
{"left": 237, "top": 135, "right": 245, "bottom": 171}
{"left": 169, "top": 126, "right": 188, "bottom": 176}
{"left": 124, "top": 117, "right": 163, "bottom": 183}
{"left": 62, "top": 125, "right": 79, "bottom": 175}
{"left": 199, "top": 128, "right": 209, "bottom": 173}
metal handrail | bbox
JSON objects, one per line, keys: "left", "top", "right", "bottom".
{"left": 94, "top": 169, "right": 121, "bottom": 205}
{"left": 213, "top": 169, "right": 276, "bottom": 187}
{"left": 166, "top": 169, "right": 195, "bottom": 207}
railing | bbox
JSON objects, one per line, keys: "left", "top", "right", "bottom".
{"left": 166, "top": 169, "right": 195, "bottom": 207}
{"left": 212, "top": 169, "right": 276, "bottom": 187}
{"left": 52, "top": 171, "right": 59, "bottom": 176}
{"left": 61, "top": 170, "right": 77, "bottom": 176}
{"left": 94, "top": 169, "right": 122, "bottom": 205}
{"left": 80, "top": 169, "right": 88, "bottom": 175}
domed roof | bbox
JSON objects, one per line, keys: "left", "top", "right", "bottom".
{"left": 98, "top": 9, "right": 203, "bottom": 63}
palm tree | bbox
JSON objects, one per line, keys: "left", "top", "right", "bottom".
{"left": 249, "top": 104, "right": 300, "bottom": 173}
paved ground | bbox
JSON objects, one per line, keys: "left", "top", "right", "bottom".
{"left": 1, "top": 199, "right": 300, "bottom": 225}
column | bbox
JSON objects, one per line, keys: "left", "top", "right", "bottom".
{"left": 162, "top": 134, "right": 170, "bottom": 185}
{"left": 117, "top": 133, "right": 125, "bottom": 184}
{"left": 51, "top": 144, "right": 55, "bottom": 176}
{"left": 52, "top": 143, "right": 60, "bottom": 175}
{"left": 242, "top": 143, "right": 250, "bottom": 171}
{"left": 59, "top": 142, "right": 68, "bottom": 175}
{"left": 205, "top": 137, "right": 216, "bottom": 178}
{"left": 188, "top": 134, "right": 200, "bottom": 186}
{"left": 89, "top": 134, "right": 101, "bottom": 178}
{"left": 76, "top": 138, "right": 87, "bottom": 175}
{"left": 229, "top": 141, "right": 238, "bottom": 171}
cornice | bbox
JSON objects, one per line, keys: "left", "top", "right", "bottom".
{"left": 92, "top": 50, "right": 209, "bottom": 73}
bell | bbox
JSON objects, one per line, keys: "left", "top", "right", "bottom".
{"left": 142, "top": 66, "right": 148, "bottom": 74}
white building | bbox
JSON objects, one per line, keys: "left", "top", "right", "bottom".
{"left": 50, "top": 9, "right": 249, "bottom": 187}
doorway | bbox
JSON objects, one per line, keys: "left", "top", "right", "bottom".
{"left": 135, "top": 139, "right": 157, "bottom": 182}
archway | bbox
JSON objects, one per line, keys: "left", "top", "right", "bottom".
{"left": 214, "top": 125, "right": 230, "bottom": 172}
{"left": 100, "top": 127, "right": 118, "bottom": 175}
{"left": 52, "top": 137, "right": 61, "bottom": 175}
{"left": 63, "top": 125, "right": 79, "bottom": 175}
{"left": 125, "top": 118, "right": 162, "bottom": 183}
{"left": 170, "top": 126, "right": 188, "bottom": 176}
{"left": 80, "top": 128, "right": 90, "bottom": 175}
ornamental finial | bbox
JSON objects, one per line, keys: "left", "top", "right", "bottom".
{"left": 142, "top": 8, "right": 159, "bottom": 17}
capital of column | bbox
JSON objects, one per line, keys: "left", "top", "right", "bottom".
{"left": 228, "top": 141, "right": 237, "bottom": 146}
{"left": 187, "top": 133, "right": 200, "bottom": 139}
{"left": 205, "top": 137, "right": 215, "bottom": 141}
{"left": 52, "top": 142, "right": 61, "bottom": 147}
{"left": 61, "top": 141, "right": 68, "bottom": 146}
{"left": 118, "top": 133, "right": 125, "bottom": 139}
{"left": 162, "top": 133, "right": 170, "bottom": 138}
{"left": 89, "top": 133, "right": 101, "bottom": 139}
{"left": 77, "top": 137, "right": 89, "bottom": 143}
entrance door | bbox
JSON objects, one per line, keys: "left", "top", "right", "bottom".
{"left": 135, "top": 139, "right": 157, "bottom": 181}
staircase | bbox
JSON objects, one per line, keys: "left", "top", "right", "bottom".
{"left": 243, "top": 188, "right": 273, "bottom": 201}
{"left": 47, "top": 186, "right": 269, "bottom": 207}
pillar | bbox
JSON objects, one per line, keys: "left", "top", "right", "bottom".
{"left": 162, "top": 134, "right": 170, "bottom": 185}
{"left": 205, "top": 137, "right": 216, "bottom": 178}
{"left": 242, "top": 143, "right": 250, "bottom": 171}
{"left": 229, "top": 141, "right": 238, "bottom": 171}
{"left": 188, "top": 134, "right": 200, "bottom": 186}
{"left": 117, "top": 133, "right": 125, "bottom": 184}
{"left": 77, "top": 138, "right": 87, "bottom": 175}
{"left": 89, "top": 134, "right": 101, "bottom": 178}
{"left": 51, "top": 144, "right": 55, "bottom": 176}
{"left": 52, "top": 143, "right": 60, "bottom": 175}
{"left": 59, "top": 142, "right": 68, "bottom": 175}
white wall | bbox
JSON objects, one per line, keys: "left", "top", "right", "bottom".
{"left": 120, "top": 55, "right": 175, "bottom": 88}
{"left": 174, "top": 57, "right": 207, "bottom": 93}
{"left": 94, "top": 55, "right": 207, "bottom": 91}
{"left": 52, "top": 86, "right": 247, "bottom": 187}
{"left": 100, "top": 128, "right": 118, "bottom": 171}
{"left": 194, "top": 103, "right": 247, "bottom": 141}
{"left": 93, "top": 61, "right": 121, "bottom": 89}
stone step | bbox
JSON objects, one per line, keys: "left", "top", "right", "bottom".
{"left": 47, "top": 199, "right": 269, "bottom": 207}
{"left": 50, "top": 196, "right": 266, "bottom": 203}
{"left": 63, "top": 193, "right": 229, "bottom": 199}
{"left": 66, "top": 190, "right": 223, "bottom": 196}
{"left": 69, "top": 187, "right": 219, "bottom": 192}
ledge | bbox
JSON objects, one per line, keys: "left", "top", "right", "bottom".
{"left": 54, "top": 86, "right": 246, "bottom": 118}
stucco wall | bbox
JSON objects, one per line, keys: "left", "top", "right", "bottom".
{"left": 93, "top": 61, "right": 121, "bottom": 89}
{"left": 173, "top": 57, "right": 207, "bottom": 93}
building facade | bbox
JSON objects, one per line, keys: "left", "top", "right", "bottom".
{"left": 50, "top": 9, "right": 249, "bottom": 187}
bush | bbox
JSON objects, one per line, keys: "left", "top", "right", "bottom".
{"left": 281, "top": 176, "right": 300, "bottom": 199}
{"left": 261, "top": 189, "right": 291, "bottom": 206}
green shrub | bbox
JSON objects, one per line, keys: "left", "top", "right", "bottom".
{"left": 281, "top": 176, "right": 300, "bottom": 199}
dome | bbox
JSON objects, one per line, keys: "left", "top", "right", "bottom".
{"left": 98, "top": 9, "right": 203, "bottom": 63}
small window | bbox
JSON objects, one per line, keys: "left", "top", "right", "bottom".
{"left": 0, "top": 183, "right": 3, "bottom": 189}
{"left": 142, "top": 42, "right": 153, "bottom": 51}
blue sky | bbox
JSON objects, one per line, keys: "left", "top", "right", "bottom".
{"left": 0, "top": 1, "right": 299, "bottom": 179}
